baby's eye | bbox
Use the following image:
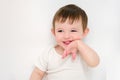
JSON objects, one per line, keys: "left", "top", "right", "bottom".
{"left": 58, "top": 30, "right": 63, "bottom": 32}
{"left": 71, "top": 30, "right": 77, "bottom": 32}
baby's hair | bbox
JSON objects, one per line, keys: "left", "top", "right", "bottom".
{"left": 52, "top": 4, "right": 88, "bottom": 32}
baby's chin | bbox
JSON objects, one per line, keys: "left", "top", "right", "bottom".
{"left": 60, "top": 45, "right": 68, "bottom": 50}
{"left": 57, "top": 45, "right": 66, "bottom": 50}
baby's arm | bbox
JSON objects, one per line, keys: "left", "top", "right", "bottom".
{"left": 77, "top": 40, "right": 99, "bottom": 67}
{"left": 30, "top": 67, "right": 45, "bottom": 80}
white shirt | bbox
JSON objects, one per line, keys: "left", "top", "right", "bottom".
{"left": 35, "top": 46, "right": 88, "bottom": 80}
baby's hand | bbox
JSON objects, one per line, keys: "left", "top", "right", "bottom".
{"left": 62, "top": 40, "right": 79, "bottom": 60}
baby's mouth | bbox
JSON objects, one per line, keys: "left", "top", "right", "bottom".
{"left": 63, "top": 41, "right": 72, "bottom": 45}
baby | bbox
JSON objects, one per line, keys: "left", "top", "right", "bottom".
{"left": 30, "top": 4, "right": 99, "bottom": 80}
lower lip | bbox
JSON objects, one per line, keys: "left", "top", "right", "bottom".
{"left": 63, "top": 42, "right": 71, "bottom": 45}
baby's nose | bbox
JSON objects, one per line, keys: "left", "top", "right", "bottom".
{"left": 64, "top": 32, "right": 71, "bottom": 39}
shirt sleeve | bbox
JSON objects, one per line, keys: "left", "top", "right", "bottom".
{"left": 35, "top": 49, "right": 49, "bottom": 72}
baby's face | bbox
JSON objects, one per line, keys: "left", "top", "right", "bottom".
{"left": 53, "top": 19, "right": 85, "bottom": 49}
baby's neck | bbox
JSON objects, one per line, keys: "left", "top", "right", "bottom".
{"left": 54, "top": 45, "right": 64, "bottom": 55}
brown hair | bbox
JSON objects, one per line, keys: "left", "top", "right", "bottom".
{"left": 52, "top": 4, "right": 88, "bottom": 32}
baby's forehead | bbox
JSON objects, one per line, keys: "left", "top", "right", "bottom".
{"left": 55, "top": 18, "right": 82, "bottom": 28}
{"left": 55, "top": 18, "right": 82, "bottom": 24}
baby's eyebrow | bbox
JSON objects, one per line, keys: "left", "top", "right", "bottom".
{"left": 56, "top": 28, "right": 63, "bottom": 30}
{"left": 71, "top": 27, "right": 80, "bottom": 29}
{"left": 71, "top": 28, "right": 77, "bottom": 29}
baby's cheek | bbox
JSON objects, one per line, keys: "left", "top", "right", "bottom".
{"left": 74, "top": 36, "right": 82, "bottom": 40}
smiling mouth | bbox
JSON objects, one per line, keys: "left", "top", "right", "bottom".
{"left": 63, "top": 41, "right": 72, "bottom": 45}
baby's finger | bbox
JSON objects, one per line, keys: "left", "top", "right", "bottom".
{"left": 72, "top": 49, "right": 77, "bottom": 60}
{"left": 66, "top": 49, "right": 71, "bottom": 56}
{"left": 62, "top": 50, "right": 67, "bottom": 59}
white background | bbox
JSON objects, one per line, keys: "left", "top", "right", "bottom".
{"left": 0, "top": 0, "right": 120, "bottom": 80}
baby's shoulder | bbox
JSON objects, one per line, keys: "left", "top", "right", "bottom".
{"left": 40, "top": 45, "right": 54, "bottom": 56}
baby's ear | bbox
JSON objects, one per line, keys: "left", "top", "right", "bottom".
{"left": 83, "top": 28, "right": 89, "bottom": 37}
{"left": 51, "top": 28, "right": 55, "bottom": 36}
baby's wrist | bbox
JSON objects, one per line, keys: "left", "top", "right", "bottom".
{"left": 77, "top": 40, "right": 83, "bottom": 48}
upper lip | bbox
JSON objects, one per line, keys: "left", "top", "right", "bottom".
{"left": 63, "top": 40, "right": 73, "bottom": 45}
